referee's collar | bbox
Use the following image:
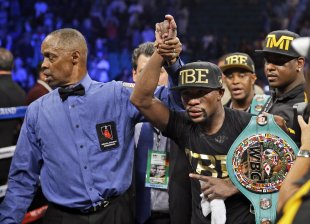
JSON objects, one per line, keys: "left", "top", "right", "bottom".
{"left": 78, "top": 73, "right": 92, "bottom": 93}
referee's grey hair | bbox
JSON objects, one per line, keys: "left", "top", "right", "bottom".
{"left": 48, "top": 28, "right": 88, "bottom": 56}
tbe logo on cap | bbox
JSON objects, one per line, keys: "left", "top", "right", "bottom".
{"left": 266, "top": 34, "right": 294, "bottom": 51}
{"left": 225, "top": 54, "right": 248, "bottom": 66}
{"left": 171, "top": 61, "right": 223, "bottom": 91}
{"left": 180, "top": 68, "right": 209, "bottom": 85}
{"left": 220, "top": 52, "right": 255, "bottom": 73}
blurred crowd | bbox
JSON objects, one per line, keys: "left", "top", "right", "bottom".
{"left": 0, "top": 0, "right": 309, "bottom": 92}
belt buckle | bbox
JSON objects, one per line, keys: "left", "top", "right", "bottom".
{"left": 92, "top": 199, "right": 109, "bottom": 212}
{"left": 103, "top": 200, "right": 109, "bottom": 208}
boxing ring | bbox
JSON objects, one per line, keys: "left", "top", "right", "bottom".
{"left": 0, "top": 106, "right": 47, "bottom": 223}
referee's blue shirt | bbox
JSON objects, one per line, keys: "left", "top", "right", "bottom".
{"left": 0, "top": 65, "right": 180, "bottom": 223}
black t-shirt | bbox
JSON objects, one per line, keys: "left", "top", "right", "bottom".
{"left": 164, "top": 107, "right": 255, "bottom": 224}
{"left": 267, "top": 84, "right": 306, "bottom": 146}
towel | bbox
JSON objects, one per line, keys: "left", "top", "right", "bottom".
{"left": 200, "top": 193, "right": 226, "bottom": 224}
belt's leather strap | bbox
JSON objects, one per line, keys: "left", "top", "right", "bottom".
{"left": 50, "top": 195, "right": 119, "bottom": 215}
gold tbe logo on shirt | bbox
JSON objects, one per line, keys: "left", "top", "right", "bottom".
{"left": 265, "top": 34, "right": 294, "bottom": 51}
{"left": 185, "top": 148, "right": 228, "bottom": 178}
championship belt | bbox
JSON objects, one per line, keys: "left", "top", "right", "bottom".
{"left": 226, "top": 114, "right": 298, "bottom": 224}
{"left": 250, "top": 94, "right": 271, "bottom": 115}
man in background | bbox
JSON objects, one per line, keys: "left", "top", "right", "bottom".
{"left": 0, "top": 48, "right": 26, "bottom": 200}
{"left": 218, "top": 53, "right": 264, "bottom": 105}
{"left": 220, "top": 52, "right": 269, "bottom": 114}
{"left": 132, "top": 41, "right": 191, "bottom": 224}
{"left": 256, "top": 30, "right": 307, "bottom": 146}
{"left": 26, "top": 63, "right": 52, "bottom": 105}
{"left": 0, "top": 48, "right": 26, "bottom": 148}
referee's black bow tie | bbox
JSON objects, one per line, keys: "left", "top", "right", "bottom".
{"left": 58, "top": 84, "right": 85, "bottom": 101}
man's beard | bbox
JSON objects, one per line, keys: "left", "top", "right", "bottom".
{"left": 186, "top": 107, "right": 208, "bottom": 122}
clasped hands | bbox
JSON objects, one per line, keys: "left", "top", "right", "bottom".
{"left": 154, "top": 14, "right": 182, "bottom": 64}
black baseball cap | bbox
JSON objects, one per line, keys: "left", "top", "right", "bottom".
{"left": 255, "top": 30, "right": 301, "bottom": 57}
{"left": 292, "top": 37, "right": 310, "bottom": 58}
{"left": 171, "top": 61, "right": 223, "bottom": 91}
{"left": 220, "top": 52, "right": 255, "bottom": 74}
